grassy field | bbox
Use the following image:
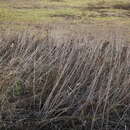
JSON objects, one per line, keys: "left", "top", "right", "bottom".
{"left": 0, "top": 29, "right": 130, "bottom": 130}
{"left": 0, "top": 0, "right": 130, "bottom": 27}
{"left": 0, "top": 0, "right": 130, "bottom": 130}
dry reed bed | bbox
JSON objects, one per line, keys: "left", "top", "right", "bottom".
{"left": 0, "top": 30, "right": 130, "bottom": 130}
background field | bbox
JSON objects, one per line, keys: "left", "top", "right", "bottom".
{"left": 0, "top": 0, "right": 130, "bottom": 27}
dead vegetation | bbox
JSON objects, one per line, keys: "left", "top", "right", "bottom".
{"left": 0, "top": 29, "right": 130, "bottom": 130}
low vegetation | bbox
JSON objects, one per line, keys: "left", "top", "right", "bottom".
{"left": 0, "top": 0, "right": 130, "bottom": 129}
{"left": 0, "top": 0, "right": 130, "bottom": 27}
{"left": 0, "top": 29, "right": 130, "bottom": 130}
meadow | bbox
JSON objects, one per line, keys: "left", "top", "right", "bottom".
{"left": 0, "top": 27, "right": 130, "bottom": 130}
{"left": 0, "top": 0, "right": 130, "bottom": 27}
{"left": 0, "top": 0, "right": 130, "bottom": 130}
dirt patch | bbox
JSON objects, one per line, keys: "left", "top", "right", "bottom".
{"left": 12, "top": 5, "right": 58, "bottom": 9}
{"left": 84, "top": 6, "right": 110, "bottom": 11}
{"left": 113, "top": 3, "right": 130, "bottom": 10}
{"left": 50, "top": 14, "right": 81, "bottom": 20}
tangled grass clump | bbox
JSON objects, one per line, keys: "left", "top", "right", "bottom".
{"left": 0, "top": 30, "right": 130, "bottom": 130}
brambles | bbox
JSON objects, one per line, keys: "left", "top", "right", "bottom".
{"left": 0, "top": 29, "right": 130, "bottom": 130}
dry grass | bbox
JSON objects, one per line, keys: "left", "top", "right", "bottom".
{"left": 0, "top": 28, "right": 130, "bottom": 130}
